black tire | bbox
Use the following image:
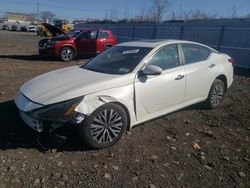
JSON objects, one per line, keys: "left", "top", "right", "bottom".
{"left": 204, "top": 79, "right": 225, "bottom": 109}
{"left": 104, "top": 45, "right": 112, "bottom": 51}
{"left": 79, "top": 103, "right": 128, "bottom": 149}
{"left": 60, "top": 47, "right": 74, "bottom": 62}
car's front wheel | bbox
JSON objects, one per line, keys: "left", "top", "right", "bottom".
{"left": 205, "top": 79, "right": 225, "bottom": 109}
{"left": 60, "top": 47, "right": 74, "bottom": 62}
{"left": 79, "top": 103, "right": 128, "bottom": 149}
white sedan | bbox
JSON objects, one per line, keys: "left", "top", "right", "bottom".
{"left": 15, "top": 40, "right": 234, "bottom": 148}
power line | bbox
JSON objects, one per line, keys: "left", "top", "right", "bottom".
{"left": 37, "top": 2, "right": 39, "bottom": 20}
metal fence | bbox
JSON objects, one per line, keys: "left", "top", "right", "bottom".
{"left": 76, "top": 19, "right": 250, "bottom": 68}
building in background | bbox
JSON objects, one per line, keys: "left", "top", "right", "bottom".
{"left": 5, "top": 12, "right": 35, "bottom": 24}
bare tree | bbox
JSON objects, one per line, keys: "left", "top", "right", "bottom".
{"left": 150, "top": 0, "right": 171, "bottom": 23}
{"left": 228, "top": 6, "right": 238, "bottom": 18}
{"left": 169, "top": 10, "right": 177, "bottom": 20}
{"left": 29, "top": 13, "right": 37, "bottom": 24}
{"left": 130, "top": 7, "right": 155, "bottom": 23}
{"left": 245, "top": 14, "right": 250, "bottom": 18}
{"left": 170, "top": 8, "right": 217, "bottom": 21}
{"left": 116, "top": 1, "right": 171, "bottom": 23}
{"left": 40, "top": 11, "right": 56, "bottom": 23}
{"left": 122, "top": 8, "right": 130, "bottom": 20}
{"left": 29, "top": 13, "right": 37, "bottom": 19}
{"left": 186, "top": 9, "right": 217, "bottom": 20}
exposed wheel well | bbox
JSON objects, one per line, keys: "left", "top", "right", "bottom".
{"left": 216, "top": 75, "right": 227, "bottom": 91}
{"left": 104, "top": 44, "right": 113, "bottom": 50}
{"left": 111, "top": 102, "right": 131, "bottom": 131}
{"left": 105, "top": 44, "right": 112, "bottom": 47}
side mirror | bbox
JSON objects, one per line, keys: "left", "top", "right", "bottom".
{"left": 142, "top": 65, "right": 162, "bottom": 76}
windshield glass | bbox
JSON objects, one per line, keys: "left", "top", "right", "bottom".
{"left": 81, "top": 46, "right": 152, "bottom": 74}
{"left": 56, "top": 33, "right": 68, "bottom": 38}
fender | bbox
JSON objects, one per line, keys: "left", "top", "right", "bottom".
{"left": 74, "top": 84, "right": 136, "bottom": 129}
{"left": 74, "top": 95, "right": 117, "bottom": 115}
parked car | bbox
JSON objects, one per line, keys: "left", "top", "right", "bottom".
{"left": 20, "top": 25, "right": 28, "bottom": 31}
{"left": 38, "top": 23, "right": 117, "bottom": 61}
{"left": 11, "top": 24, "right": 20, "bottom": 31}
{"left": 2, "top": 24, "right": 9, "bottom": 30}
{"left": 15, "top": 40, "right": 234, "bottom": 149}
{"left": 28, "top": 25, "right": 37, "bottom": 32}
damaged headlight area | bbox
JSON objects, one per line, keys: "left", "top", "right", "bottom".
{"left": 28, "top": 96, "right": 85, "bottom": 123}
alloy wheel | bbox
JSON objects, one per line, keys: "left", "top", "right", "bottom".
{"left": 211, "top": 83, "right": 224, "bottom": 106}
{"left": 90, "top": 109, "right": 123, "bottom": 144}
{"left": 61, "top": 48, "right": 73, "bottom": 61}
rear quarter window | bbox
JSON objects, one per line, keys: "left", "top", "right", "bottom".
{"left": 182, "top": 43, "right": 210, "bottom": 64}
{"left": 98, "top": 31, "right": 109, "bottom": 39}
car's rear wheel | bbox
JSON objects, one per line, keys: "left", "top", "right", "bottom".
{"left": 205, "top": 79, "right": 225, "bottom": 109}
{"left": 60, "top": 47, "right": 74, "bottom": 62}
{"left": 79, "top": 103, "right": 127, "bottom": 149}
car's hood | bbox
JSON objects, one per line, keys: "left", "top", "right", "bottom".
{"left": 42, "top": 23, "right": 69, "bottom": 37}
{"left": 20, "top": 66, "right": 132, "bottom": 105}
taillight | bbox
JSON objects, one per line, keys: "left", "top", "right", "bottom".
{"left": 228, "top": 58, "right": 234, "bottom": 63}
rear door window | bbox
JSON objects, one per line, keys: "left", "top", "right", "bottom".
{"left": 79, "top": 30, "right": 97, "bottom": 39}
{"left": 182, "top": 43, "right": 210, "bottom": 64}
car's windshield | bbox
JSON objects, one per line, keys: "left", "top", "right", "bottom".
{"left": 68, "top": 29, "right": 84, "bottom": 37}
{"left": 81, "top": 46, "right": 152, "bottom": 75}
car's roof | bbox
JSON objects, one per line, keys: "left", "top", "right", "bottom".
{"left": 117, "top": 39, "right": 197, "bottom": 48}
{"left": 72, "top": 28, "right": 112, "bottom": 33}
{"left": 71, "top": 28, "right": 87, "bottom": 30}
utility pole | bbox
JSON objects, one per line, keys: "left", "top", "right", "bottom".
{"left": 37, "top": 2, "right": 40, "bottom": 21}
{"left": 105, "top": 10, "right": 108, "bottom": 20}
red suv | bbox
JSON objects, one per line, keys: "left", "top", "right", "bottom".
{"left": 39, "top": 23, "right": 117, "bottom": 61}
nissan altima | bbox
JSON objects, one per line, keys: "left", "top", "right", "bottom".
{"left": 15, "top": 40, "right": 234, "bottom": 149}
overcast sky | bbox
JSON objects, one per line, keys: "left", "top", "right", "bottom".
{"left": 0, "top": 0, "right": 249, "bottom": 20}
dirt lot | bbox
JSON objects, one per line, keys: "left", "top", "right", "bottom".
{"left": 0, "top": 30, "right": 249, "bottom": 188}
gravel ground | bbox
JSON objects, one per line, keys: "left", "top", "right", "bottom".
{"left": 0, "top": 30, "right": 249, "bottom": 188}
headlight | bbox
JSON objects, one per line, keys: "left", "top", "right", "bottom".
{"left": 46, "top": 40, "right": 58, "bottom": 48}
{"left": 46, "top": 44, "right": 54, "bottom": 48}
{"left": 46, "top": 43, "right": 55, "bottom": 48}
{"left": 30, "top": 96, "right": 84, "bottom": 121}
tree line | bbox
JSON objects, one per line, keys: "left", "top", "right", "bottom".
{"left": 28, "top": 0, "right": 250, "bottom": 24}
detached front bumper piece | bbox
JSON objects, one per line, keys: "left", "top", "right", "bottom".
{"left": 20, "top": 111, "right": 43, "bottom": 132}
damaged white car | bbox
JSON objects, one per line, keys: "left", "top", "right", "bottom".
{"left": 15, "top": 40, "right": 234, "bottom": 149}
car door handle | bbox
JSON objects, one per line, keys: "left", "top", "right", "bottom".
{"left": 209, "top": 64, "right": 215, "bottom": 68}
{"left": 175, "top": 75, "right": 185, "bottom": 80}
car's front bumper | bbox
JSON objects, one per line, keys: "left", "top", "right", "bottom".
{"left": 15, "top": 91, "right": 45, "bottom": 132}
{"left": 39, "top": 47, "right": 56, "bottom": 56}
{"left": 15, "top": 91, "right": 86, "bottom": 133}
{"left": 20, "top": 110, "right": 44, "bottom": 132}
